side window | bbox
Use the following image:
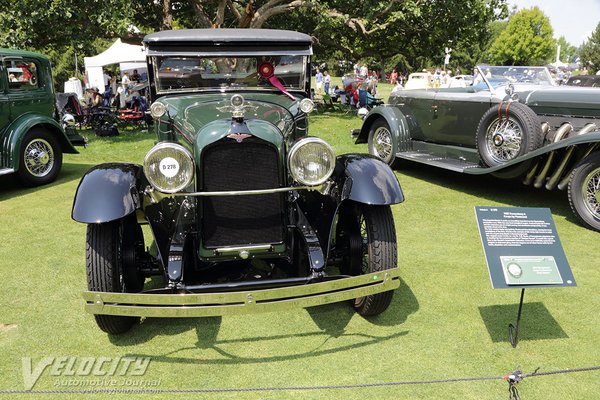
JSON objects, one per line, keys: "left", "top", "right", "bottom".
{"left": 5, "top": 60, "right": 39, "bottom": 91}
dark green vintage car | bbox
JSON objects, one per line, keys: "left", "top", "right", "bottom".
{"left": 355, "top": 65, "right": 600, "bottom": 231}
{"left": 72, "top": 29, "right": 404, "bottom": 334}
{"left": 0, "top": 48, "right": 84, "bottom": 186}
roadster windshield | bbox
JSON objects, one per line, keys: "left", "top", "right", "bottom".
{"left": 476, "top": 65, "right": 556, "bottom": 89}
{"left": 153, "top": 55, "right": 306, "bottom": 93}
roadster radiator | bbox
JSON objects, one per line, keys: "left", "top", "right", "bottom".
{"left": 201, "top": 138, "right": 284, "bottom": 248}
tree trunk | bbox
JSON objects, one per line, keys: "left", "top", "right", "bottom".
{"left": 162, "top": 0, "right": 173, "bottom": 30}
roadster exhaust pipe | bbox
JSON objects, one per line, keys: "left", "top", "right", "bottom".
{"left": 546, "top": 123, "right": 598, "bottom": 190}
{"left": 533, "top": 123, "right": 572, "bottom": 188}
{"left": 523, "top": 123, "right": 551, "bottom": 185}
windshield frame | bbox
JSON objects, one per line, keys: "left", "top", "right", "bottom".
{"left": 150, "top": 54, "right": 309, "bottom": 96}
{"left": 475, "top": 65, "right": 556, "bottom": 91}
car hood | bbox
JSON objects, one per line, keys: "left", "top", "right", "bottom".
{"left": 158, "top": 92, "right": 302, "bottom": 138}
{"left": 518, "top": 86, "right": 600, "bottom": 118}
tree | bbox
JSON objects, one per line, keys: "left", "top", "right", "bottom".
{"left": 488, "top": 7, "right": 554, "bottom": 65}
{"left": 580, "top": 22, "right": 600, "bottom": 72}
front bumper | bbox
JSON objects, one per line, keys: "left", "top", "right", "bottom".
{"left": 82, "top": 269, "right": 400, "bottom": 318}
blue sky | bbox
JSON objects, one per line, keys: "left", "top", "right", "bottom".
{"left": 509, "top": 0, "right": 600, "bottom": 46}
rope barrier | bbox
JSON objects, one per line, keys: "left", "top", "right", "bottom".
{"left": 0, "top": 365, "right": 598, "bottom": 396}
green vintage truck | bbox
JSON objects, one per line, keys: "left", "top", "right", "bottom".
{"left": 0, "top": 48, "right": 85, "bottom": 186}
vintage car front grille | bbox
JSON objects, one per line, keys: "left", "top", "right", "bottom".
{"left": 201, "top": 138, "right": 284, "bottom": 248}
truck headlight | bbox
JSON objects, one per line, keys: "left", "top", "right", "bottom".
{"left": 288, "top": 137, "right": 335, "bottom": 186}
{"left": 144, "top": 142, "right": 194, "bottom": 193}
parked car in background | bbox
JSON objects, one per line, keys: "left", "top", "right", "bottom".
{"left": 404, "top": 72, "right": 433, "bottom": 90}
{"left": 72, "top": 29, "right": 404, "bottom": 334}
{"left": 1, "top": 48, "right": 85, "bottom": 186}
{"left": 448, "top": 74, "right": 474, "bottom": 88}
{"left": 354, "top": 65, "right": 600, "bottom": 231}
{"left": 566, "top": 75, "right": 600, "bottom": 88}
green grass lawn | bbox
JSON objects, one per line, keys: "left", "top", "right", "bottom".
{"left": 1, "top": 112, "right": 599, "bottom": 399}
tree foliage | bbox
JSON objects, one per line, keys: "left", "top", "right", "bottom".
{"left": 488, "top": 7, "right": 554, "bottom": 65}
{"left": 579, "top": 22, "right": 600, "bottom": 72}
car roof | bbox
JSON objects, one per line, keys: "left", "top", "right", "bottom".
{"left": 144, "top": 29, "right": 312, "bottom": 45}
{"left": 0, "top": 47, "right": 49, "bottom": 61}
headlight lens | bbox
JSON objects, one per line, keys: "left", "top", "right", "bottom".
{"left": 299, "top": 98, "right": 314, "bottom": 113}
{"left": 150, "top": 101, "right": 167, "bottom": 119}
{"left": 288, "top": 138, "right": 335, "bottom": 186}
{"left": 144, "top": 143, "right": 194, "bottom": 193}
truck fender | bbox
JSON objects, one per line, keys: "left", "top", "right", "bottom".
{"left": 333, "top": 154, "right": 404, "bottom": 205}
{"left": 72, "top": 163, "right": 144, "bottom": 224}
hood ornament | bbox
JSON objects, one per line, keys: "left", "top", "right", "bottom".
{"left": 216, "top": 94, "right": 257, "bottom": 119}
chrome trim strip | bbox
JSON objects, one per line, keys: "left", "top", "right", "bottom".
{"left": 215, "top": 244, "right": 273, "bottom": 254}
{"left": 0, "top": 168, "right": 15, "bottom": 176}
{"left": 82, "top": 268, "right": 401, "bottom": 318}
{"left": 172, "top": 186, "right": 313, "bottom": 197}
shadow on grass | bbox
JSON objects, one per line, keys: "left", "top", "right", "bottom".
{"left": 0, "top": 162, "right": 96, "bottom": 202}
{"left": 107, "top": 281, "right": 416, "bottom": 364}
{"left": 479, "top": 302, "right": 568, "bottom": 344}
{"left": 395, "top": 162, "right": 578, "bottom": 224}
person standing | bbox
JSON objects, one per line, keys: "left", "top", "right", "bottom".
{"left": 315, "top": 69, "right": 323, "bottom": 94}
{"left": 323, "top": 71, "right": 331, "bottom": 95}
{"left": 390, "top": 69, "right": 398, "bottom": 84}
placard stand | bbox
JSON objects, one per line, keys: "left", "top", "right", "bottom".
{"left": 507, "top": 288, "right": 525, "bottom": 348}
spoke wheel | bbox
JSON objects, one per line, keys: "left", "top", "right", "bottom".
{"left": 368, "top": 119, "right": 399, "bottom": 168}
{"left": 484, "top": 116, "right": 524, "bottom": 163}
{"left": 86, "top": 215, "right": 144, "bottom": 334}
{"left": 342, "top": 204, "right": 398, "bottom": 316}
{"left": 17, "top": 128, "right": 62, "bottom": 186}
{"left": 568, "top": 152, "right": 600, "bottom": 231}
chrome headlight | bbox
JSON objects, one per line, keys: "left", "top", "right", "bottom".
{"left": 150, "top": 101, "right": 167, "bottom": 119}
{"left": 299, "top": 98, "right": 314, "bottom": 113}
{"left": 288, "top": 137, "right": 335, "bottom": 186}
{"left": 144, "top": 142, "right": 194, "bottom": 193}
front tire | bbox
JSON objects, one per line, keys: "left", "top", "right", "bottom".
{"left": 568, "top": 152, "right": 600, "bottom": 231}
{"left": 342, "top": 204, "right": 398, "bottom": 316}
{"left": 368, "top": 119, "right": 400, "bottom": 168}
{"left": 17, "top": 128, "right": 63, "bottom": 186}
{"left": 86, "top": 216, "right": 145, "bottom": 334}
{"left": 476, "top": 102, "right": 542, "bottom": 179}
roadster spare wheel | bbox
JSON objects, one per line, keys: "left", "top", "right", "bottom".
{"left": 568, "top": 152, "right": 600, "bottom": 232}
{"left": 476, "top": 102, "right": 542, "bottom": 179}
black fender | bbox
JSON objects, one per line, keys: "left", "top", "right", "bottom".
{"left": 298, "top": 154, "right": 404, "bottom": 261}
{"left": 72, "top": 163, "right": 145, "bottom": 224}
{"left": 333, "top": 154, "right": 404, "bottom": 204}
{"left": 355, "top": 105, "right": 413, "bottom": 154}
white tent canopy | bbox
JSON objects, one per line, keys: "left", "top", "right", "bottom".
{"left": 84, "top": 38, "right": 147, "bottom": 93}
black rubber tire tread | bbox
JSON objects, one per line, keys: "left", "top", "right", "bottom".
{"left": 354, "top": 205, "right": 398, "bottom": 316}
{"left": 368, "top": 118, "right": 400, "bottom": 169}
{"left": 476, "top": 102, "right": 542, "bottom": 177}
{"left": 17, "top": 128, "right": 63, "bottom": 186}
{"left": 567, "top": 151, "right": 600, "bottom": 232}
{"left": 86, "top": 221, "right": 140, "bottom": 334}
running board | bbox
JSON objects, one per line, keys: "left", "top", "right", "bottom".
{"left": 398, "top": 151, "right": 481, "bottom": 173}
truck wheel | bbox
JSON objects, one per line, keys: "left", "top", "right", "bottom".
{"left": 476, "top": 102, "right": 541, "bottom": 178}
{"left": 568, "top": 152, "right": 600, "bottom": 231}
{"left": 86, "top": 216, "right": 145, "bottom": 334}
{"left": 368, "top": 119, "right": 399, "bottom": 168}
{"left": 344, "top": 204, "right": 397, "bottom": 316}
{"left": 17, "top": 128, "right": 63, "bottom": 186}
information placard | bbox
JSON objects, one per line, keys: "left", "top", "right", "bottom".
{"left": 475, "top": 207, "right": 575, "bottom": 289}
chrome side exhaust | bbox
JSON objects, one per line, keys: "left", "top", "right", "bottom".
{"left": 534, "top": 123, "right": 572, "bottom": 188}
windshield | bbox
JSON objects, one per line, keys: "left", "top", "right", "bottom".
{"left": 153, "top": 55, "right": 307, "bottom": 93}
{"left": 475, "top": 65, "right": 556, "bottom": 89}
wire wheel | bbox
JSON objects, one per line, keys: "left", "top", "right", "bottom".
{"left": 23, "top": 138, "right": 55, "bottom": 178}
{"left": 484, "top": 116, "right": 523, "bottom": 163}
{"left": 569, "top": 152, "right": 600, "bottom": 231}
{"left": 368, "top": 119, "right": 398, "bottom": 167}
{"left": 341, "top": 204, "right": 397, "bottom": 316}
